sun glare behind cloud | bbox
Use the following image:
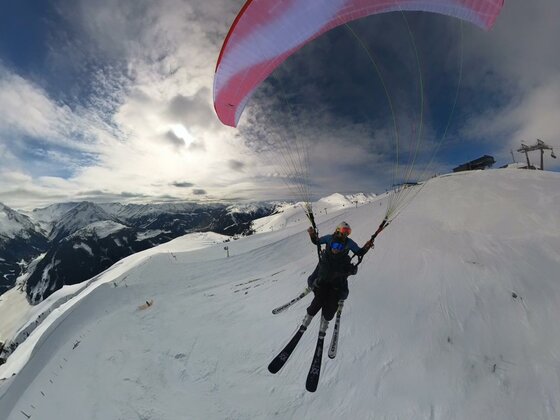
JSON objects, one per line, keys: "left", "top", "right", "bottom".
{"left": 170, "top": 124, "right": 195, "bottom": 147}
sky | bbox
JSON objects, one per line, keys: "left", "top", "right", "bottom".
{"left": 0, "top": 0, "right": 559, "bottom": 210}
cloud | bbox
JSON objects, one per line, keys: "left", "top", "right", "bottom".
{"left": 0, "top": 67, "right": 101, "bottom": 152}
{"left": 0, "top": 0, "right": 264, "bottom": 208}
{"left": 167, "top": 88, "right": 217, "bottom": 129}
{"left": 164, "top": 130, "right": 187, "bottom": 149}
{"left": 458, "top": 80, "right": 560, "bottom": 168}
{"left": 187, "top": 138, "right": 206, "bottom": 152}
{"left": 228, "top": 160, "right": 245, "bottom": 172}
{"left": 171, "top": 181, "right": 194, "bottom": 188}
{"left": 456, "top": 1, "right": 560, "bottom": 158}
{"left": 1, "top": 0, "right": 559, "bottom": 210}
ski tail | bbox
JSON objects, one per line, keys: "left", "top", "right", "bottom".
{"left": 305, "top": 330, "right": 326, "bottom": 392}
{"left": 328, "top": 304, "right": 343, "bottom": 359}
{"left": 272, "top": 288, "right": 312, "bottom": 315}
{"left": 268, "top": 325, "right": 307, "bottom": 374}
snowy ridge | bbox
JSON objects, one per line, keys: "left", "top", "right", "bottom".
{"left": 67, "top": 220, "right": 128, "bottom": 241}
{"left": 5, "top": 199, "right": 275, "bottom": 302}
{"left": 226, "top": 202, "right": 275, "bottom": 215}
{"left": 0, "top": 232, "right": 230, "bottom": 370}
{"left": 48, "top": 202, "right": 116, "bottom": 241}
{"left": 98, "top": 202, "right": 202, "bottom": 220}
{"left": 1, "top": 170, "right": 560, "bottom": 419}
{"left": 251, "top": 193, "right": 376, "bottom": 234}
{"left": 0, "top": 204, "right": 44, "bottom": 241}
{"left": 0, "top": 205, "right": 49, "bottom": 293}
{"left": 318, "top": 192, "right": 376, "bottom": 207}
{"left": 30, "top": 203, "right": 82, "bottom": 234}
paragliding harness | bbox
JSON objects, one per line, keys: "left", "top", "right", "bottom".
{"left": 271, "top": 216, "right": 390, "bottom": 315}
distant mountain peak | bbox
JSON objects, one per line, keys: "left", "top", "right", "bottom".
{"left": 318, "top": 192, "right": 376, "bottom": 206}
{"left": 49, "top": 201, "right": 119, "bottom": 242}
{"left": 0, "top": 203, "right": 44, "bottom": 240}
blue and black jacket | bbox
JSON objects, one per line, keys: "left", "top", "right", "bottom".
{"left": 311, "top": 234, "right": 368, "bottom": 257}
{"left": 308, "top": 233, "right": 368, "bottom": 299}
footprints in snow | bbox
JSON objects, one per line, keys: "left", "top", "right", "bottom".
{"left": 199, "top": 269, "right": 292, "bottom": 298}
{"left": 231, "top": 270, "right": 285, "bottom": 295}
{"left": 17, "top": 329, "right": 91, "bottom": 418}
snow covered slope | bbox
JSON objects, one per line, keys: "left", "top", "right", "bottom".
{"left": 1, "top": 169, "right": 560, "bottom": 420}
{"left": 251, "top": 193, "right": 377, "bottom": 234}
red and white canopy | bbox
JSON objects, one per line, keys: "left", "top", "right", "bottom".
{"left": 213, "top": 0, "right": 505, "bottom": 127}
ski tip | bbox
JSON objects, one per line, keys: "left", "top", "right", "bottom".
{"left": 268, "top": 359, "right": 284, "bottom": 374}
{"left": 328, "top": 354, "right": 335, "bottom": 359}
{"left": 306, "top": 383, "right": 318, "bottom": 392}
{"left": 268, "top": 363, "right": 280, "bottom": 374}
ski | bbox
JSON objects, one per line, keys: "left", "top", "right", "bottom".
{"left": 272, "top": 287, "right": 312, "bottom": 315}
{"left": 268, "top": 325, "right": 307, "bottom": 374}
{"left": 328, "top": 303, "right": 343, "bottom": 359}
{"left": 306, "top": 329, "right": 326, "bottom": 392}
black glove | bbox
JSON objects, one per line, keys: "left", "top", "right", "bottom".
{"left": 308, "top": 276, "right": 321, "bottom": 290}
{"left": 348, "top": 263, "right": 358, "bottom": 275}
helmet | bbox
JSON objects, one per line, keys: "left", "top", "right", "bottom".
{"left": 335, "top": 221, "right": 351, "bottom": 237}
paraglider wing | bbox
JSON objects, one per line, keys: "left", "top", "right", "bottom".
{"left": 213, "top": 0, "right": 505, "bottom": 127}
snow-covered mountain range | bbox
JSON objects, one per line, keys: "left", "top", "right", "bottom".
{"left": 1, "top": 195, "right": 376, "bottom": 303}
{"left": 1, "top": 200, "right": 285, "bottom": 303}
{"left": 0, "top": 169, "right": 558, "bottom": 419}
